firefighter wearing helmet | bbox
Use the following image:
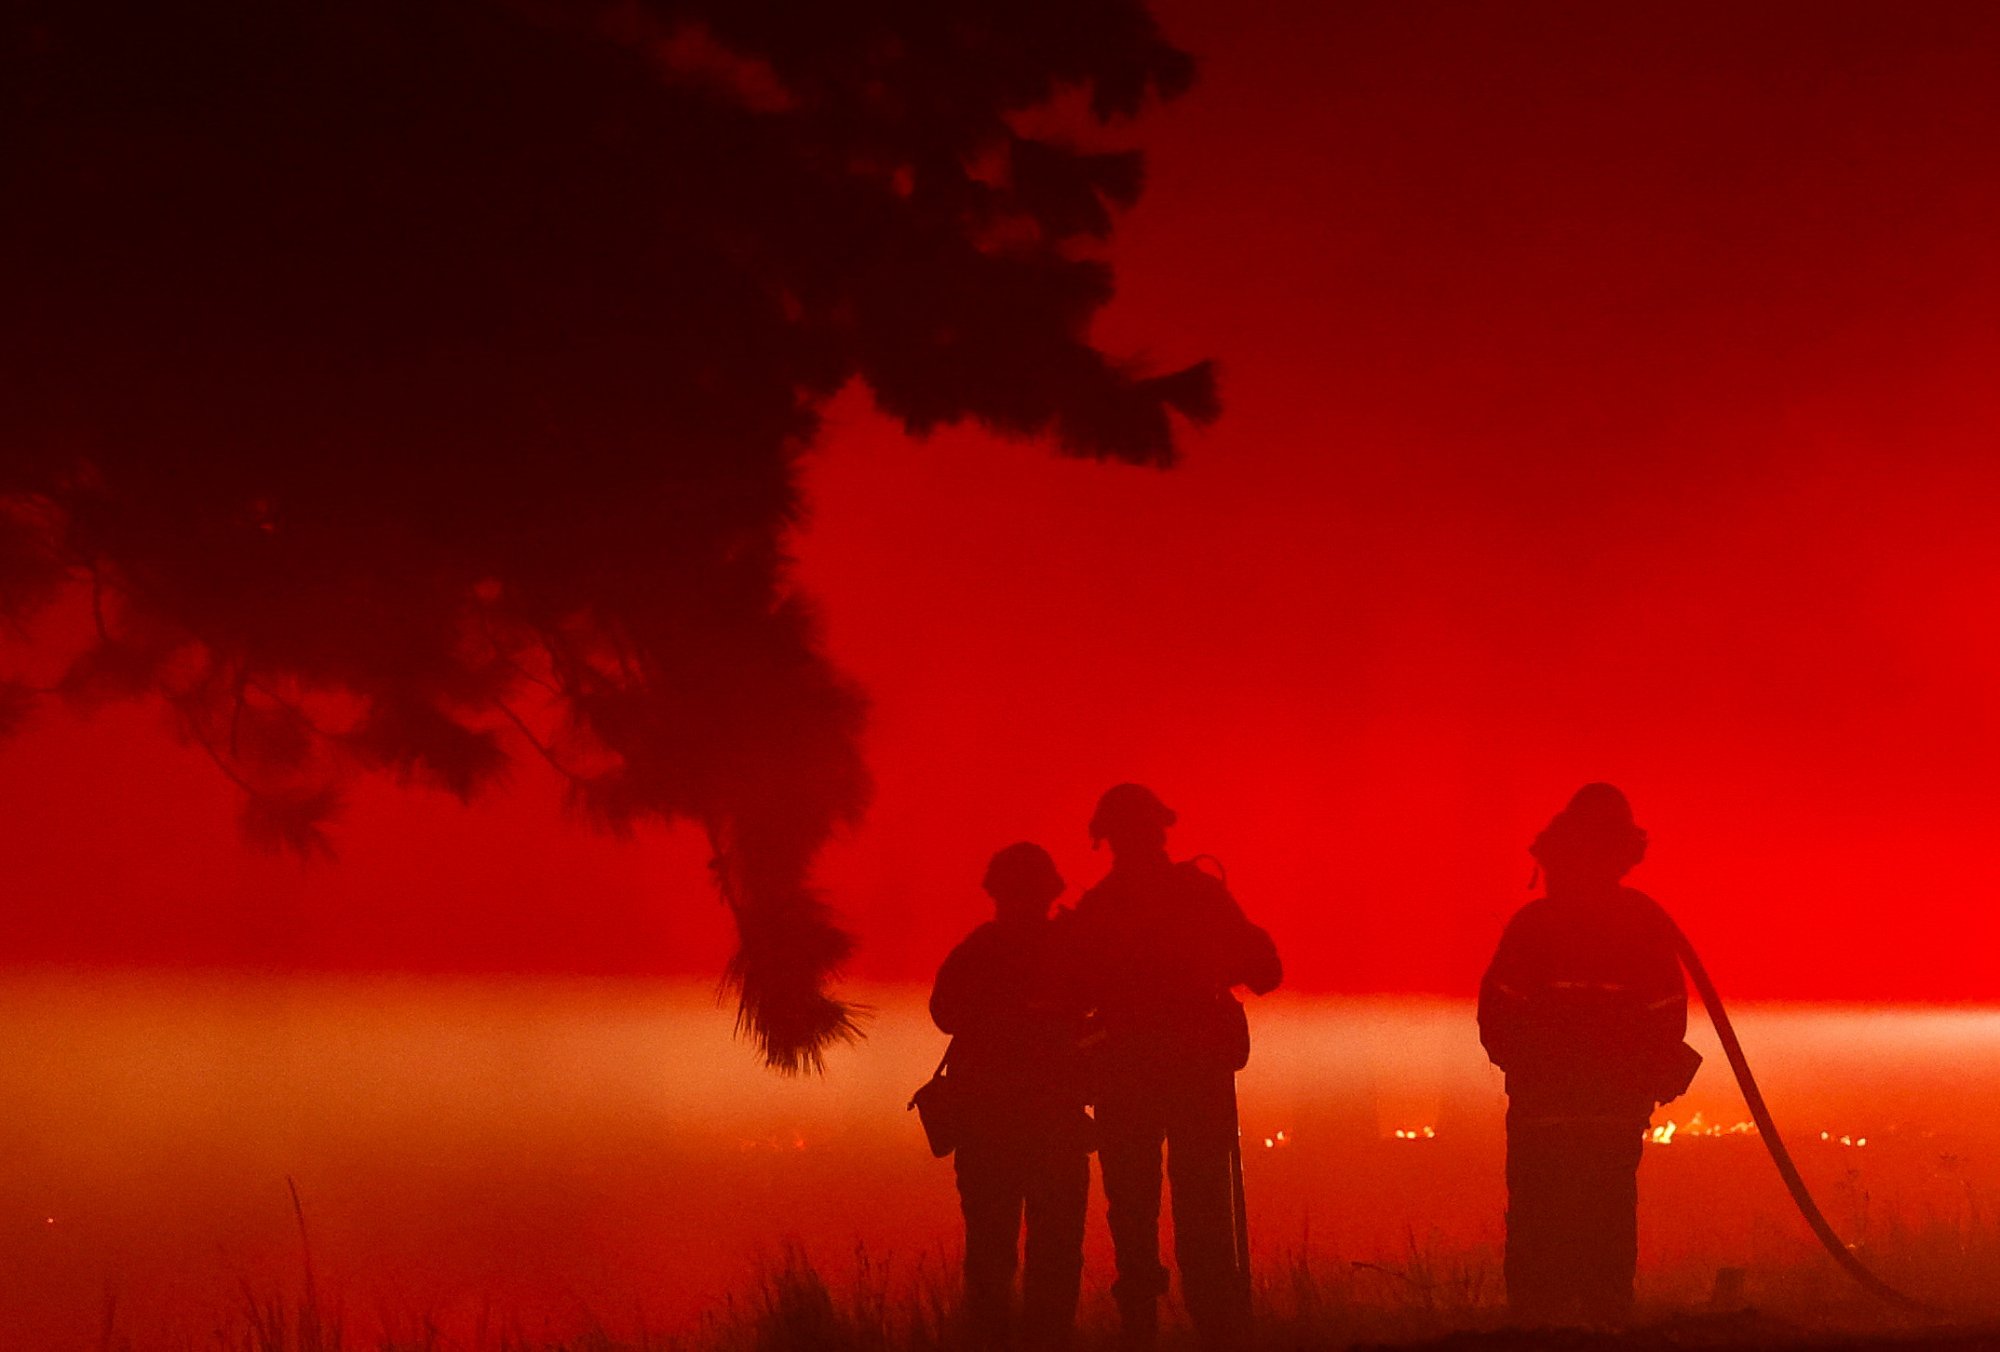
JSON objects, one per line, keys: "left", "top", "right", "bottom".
{"left": 1071, "top": 784, "right": 1282, "bottom": 1352}
{"left": 930, "top": 842, "right": 1093, "bottom": 1349}
{"left": 1477, "top": 784, "right": 1702, "bottom": 1326}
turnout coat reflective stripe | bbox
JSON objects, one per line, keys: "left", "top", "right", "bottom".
{"left": 1477, "top": 885, "right": 1689, "bottom": 1120}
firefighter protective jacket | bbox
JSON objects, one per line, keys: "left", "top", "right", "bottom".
{"left": 1072, "top": 857, "right": 1281, "bottom": 1077}
{"left": 1478, "top": 886, "right": 1688, "bottom": 1122}
{"left": 930, "top": 914, "right": 1092, "bottom": 1139}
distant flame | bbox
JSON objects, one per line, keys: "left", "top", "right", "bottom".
{"left": 1646, "top": 1116, "right": 1868, "bottom": 1147}
{"left": 1646, "top": 1111, "right": 1758, "bottom": 1145}
{"left": 736, "top": 1130, "right": 810, "bottom": 1153}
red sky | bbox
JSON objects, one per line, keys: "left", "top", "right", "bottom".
{"left": 8, "top": 0, "right": 2000, "bottom": 1004}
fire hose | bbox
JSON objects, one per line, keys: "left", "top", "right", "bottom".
{"left": 1656, "top": 904, "right": 1935, "bottom": 1316}
{"left": 1229, "top": 1075, "right": 1252, "bottom": 1318}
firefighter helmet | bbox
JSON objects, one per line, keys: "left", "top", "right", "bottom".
{"left": 982, "top": 841, "right": 1063, "bottom": 903}
{"left": 1530, "top": 782, "right": 1648, "bottom": 876}
{"left": 1088, "top": 782, "right": 1177, "bottom": 846}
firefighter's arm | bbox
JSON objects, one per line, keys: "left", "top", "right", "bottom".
{"left": 1208, "top": 884, "right": 1282, "bottom": 994}
{"left": 1235, "top": 917, "right": 1282, "bottom": 995}
{"left": 1640, "top": 942, "right": 1691, "bottom": 1076}
{"left": 928, "top": 941, "right": 984, "bottom": 1035}
{"left": 1643, "top": 965, "right": 1689, "bottom": 1046}
{"left": 1477, "top": 919, "right": 1531, "bottom": 1071}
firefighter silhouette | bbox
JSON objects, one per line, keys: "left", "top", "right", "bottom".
{"left": 930, "top": 842, "right": 1094, "bottom": 1350}
{"left": 1072, "top": 785, "right": 1282, "bottom": 1352}
{"left": 1478, "top": 784, "right": 1700, "bottom": 1325}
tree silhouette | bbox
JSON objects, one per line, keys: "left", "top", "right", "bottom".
{"left": 0, "top": 0, "right": 1215, "bottom": 1070}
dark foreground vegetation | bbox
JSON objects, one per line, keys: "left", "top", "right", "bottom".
{"left": 93, "top": 1233, "right": 2000, "bottom": 1352}
{"left": 1360, "top": 1327, "right": 2000, "bottom": 1352}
